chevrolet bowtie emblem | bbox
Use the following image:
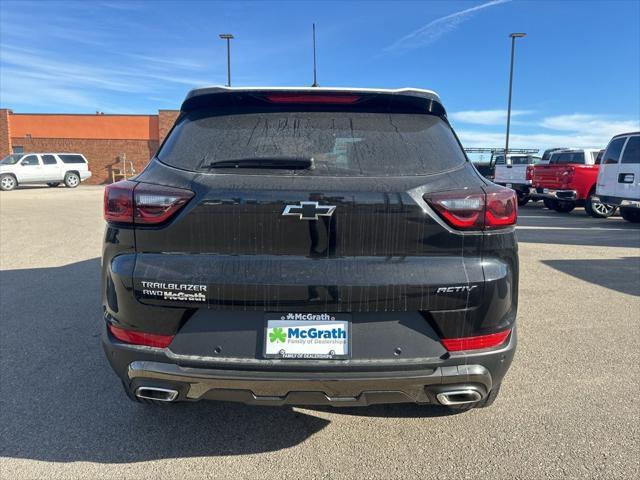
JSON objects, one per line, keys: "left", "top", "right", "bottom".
{"left": 282, "top": 201, "right": 336, "bottom": 220}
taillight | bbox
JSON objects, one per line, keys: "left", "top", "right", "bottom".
{"left": 104, "top": 181, "right": 194, "bottom": 225}
{"left": 108, "top": 324, "right": 174, "bottom": 348}
{"left": 425, "top": 188, "right": 517, "bottom": 231}
{"left": 441, "top": 329, "right": 511, "bottom": 352}
{"left": 264, "top": 94, "right": 360, "bottom": 104}
{"left": 135, "top": 183, "right": 194, "bottom": 224}
{"left": 485, "top": 189, "right": 517, "bottom": 229}
{"left": 562, "top": 166, "right": 575, "bottom": 179}
{"left": 425, "top": 190, "right": 485, "bottom": 230}
{"left": 103, "top": 180, "right": 135, "bottom": 223}
{"left": 526, "top": 165, "right": 533, "bottom": 181}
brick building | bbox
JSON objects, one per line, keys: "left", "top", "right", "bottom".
{"left": 0, "top": 109, "right": 179, "bottom": 184}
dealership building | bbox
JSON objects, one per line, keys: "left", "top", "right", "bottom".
{"left": 0, "top": 108, "right": 179, "bottom": 184}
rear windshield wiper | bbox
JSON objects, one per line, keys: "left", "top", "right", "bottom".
{"left": 206, "top": 157, "right": 314, "bottom": 170}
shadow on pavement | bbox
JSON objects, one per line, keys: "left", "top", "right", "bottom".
{"left": 0, "top": 257, "right": 456, "bottom": 463}
{"left": 0, "top": 258, "right": 331, "bottom": 463}
{"left": 542, "top": 257, "right": 640, "bottom": 297}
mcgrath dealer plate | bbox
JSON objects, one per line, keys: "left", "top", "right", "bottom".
{"left": 263, "top": 313, "right": 350, "bottom": 360}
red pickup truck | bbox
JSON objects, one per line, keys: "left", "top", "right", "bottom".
{"left": 530, "top": 148, "right": 615, "bottom": 217}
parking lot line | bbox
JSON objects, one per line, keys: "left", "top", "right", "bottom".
{"left": 516, "top": 226, "right": 635, "bottom": 231}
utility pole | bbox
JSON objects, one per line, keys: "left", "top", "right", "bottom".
{"left": 504, "top": 32, "right": 526, "bottom": 167}
{"left": 219, "top": 33, "right": 234, "bottom": 87}
{"left": 311, "top": 23, "right": 318, "bottom": 87}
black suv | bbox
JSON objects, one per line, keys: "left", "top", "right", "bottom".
{"left": 102, "top": 87, "right": 518, "bottom": 410}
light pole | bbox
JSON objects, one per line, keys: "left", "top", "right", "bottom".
{"left": 504, "top": 32, "right": 526, "bottom": 167}
{"left": 219, "top": 33, "right": 234, "bottom": 87}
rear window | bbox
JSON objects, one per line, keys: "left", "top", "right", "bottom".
{"left": 542, "top": 148, "right": 565, "bottom": 161}
{"left": 0, "top": 154, "right": 22, "bottom": 165}
{"left": 59, "top": 154, "right": 86, "bottom": 164}
{"left": 621, "top": 136, "right": 640, "bottom": 164}
{"left": 158, "top": 111, "right": 466, "bottom": 176}
{"left": 552, "top": 152, "right": 585, "bottom": 164}
{"left": 593, "top": 150, "right": 604, "bottom": 164}
{"left": 602, "top": 138, "right": 626, "bottom": 164}
{"left": 511, "top": 156, "right": 530, "bottom": 165}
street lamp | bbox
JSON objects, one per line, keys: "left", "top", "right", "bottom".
{"left": 219, "top": 33, "right": 234, "bottom": 87}
{"left": 504, "top": 32, "right": 526, "bottom": 167}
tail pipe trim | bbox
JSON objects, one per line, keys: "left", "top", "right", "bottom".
{"left": 135, "top": 386, "right": 179, "bottom": 402}
{"left": 436, "top": 389, "right": 483, "bottom": 406}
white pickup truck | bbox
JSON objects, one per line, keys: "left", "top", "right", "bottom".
{"left": 493, "top": 154, "right": 543, "bottom": 206}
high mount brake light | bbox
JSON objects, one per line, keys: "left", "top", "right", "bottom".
{"left": 425, "top": 188, "right": 517, "bottom": 231}
{"left": 108, "top": 324, "right": 174, "bottom": 348}
{"left": 264, "top": 94, "right": 361, "bottom": 104}
{"left": 104, "top": 181, "right": 194, "bottom": 225}
{"left": 441, "top": 329, "right": 512, "bottom": 352}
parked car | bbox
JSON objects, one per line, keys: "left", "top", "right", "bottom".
{"left": 594, "top": 132, "right": 640, "bottom": 223}
{"left": 493, "top": 154, "right": 543, "bottom": 206}
{"left": 101, "top": 86, "right": 518, "bottom": 411}
{"left": 0, "top": 153, "right": 92, "bottom": 191}
{"left": 530, "top": 148, "right": 615, "bottom": 217}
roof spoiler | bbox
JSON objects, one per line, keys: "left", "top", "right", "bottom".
{"left": 180, "top": 86, "right": 446, "bottom": 116}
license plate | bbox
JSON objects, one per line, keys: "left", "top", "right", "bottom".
{"left": 543, "top": 188, "right": 549, "bottom": 194}
{"left": 263, "top": 314, "right": 350, "bottom": 360}
{"left": 506, "top": 183, "right": 513, "bottom": 188}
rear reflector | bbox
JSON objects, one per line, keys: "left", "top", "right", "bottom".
{"left": 425, "top": 187, "right": 517, "bottom": 231}
{"left": 108, "top": 324, "right": 174, "bottom": 348}
{"left": 264, "top": 94, "right": 360, "bottom": 104}
{"left": 441, "top": 329, "right": 511, "bottom": 352}
{"left": 104, "top": 181, "right": 194, "bottom": 225}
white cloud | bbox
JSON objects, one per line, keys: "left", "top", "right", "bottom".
{"left": 0, "top": 44, "right": 213, "bottom": 111}
{"left": 539, "top": 114, "right": 639, "bottom": 138}
{"left": 384, "top": 0, "right": 510, "bottom": 52}
{"left": 450, "top": 109, "right": 533, "bottom": 125}
{"left": 452, "top": 108, "right": 639, "bottom": 150}
{"left": 458, "top": 123, "right": 640, "bottom": 151}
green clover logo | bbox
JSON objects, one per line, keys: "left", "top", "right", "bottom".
{"left": 269, "top": 327, "right": 286, "bottom": 343}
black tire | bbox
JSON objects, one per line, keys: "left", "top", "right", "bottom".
{"left": 0, "top": 174, "right": 17, "bottom": 191}
{"left": 47, "top": 182, "right": 60, "bottom": 188}
{"left": 517, "top": 193, "right": 530, "bottom": 207}
{"left": 584, "top": 194, "right": 616, "bottom": 218}
{"left": 620, "top": 207, "right": 640, "bottom": 223}
{"left": 543, "top": 198, "right": 557, "bottom": 210}
{"left": 553, "top": 201, "right": 575, "bottom": 213}
{"left": 445, "top": 384, "right": 502, "bottom": 412}
{"left": 64, "top": 172, "right": 80, "bottom": 188}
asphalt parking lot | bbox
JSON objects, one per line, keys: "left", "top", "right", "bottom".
{"left": 1, "top": 186, "right": 639, "bottom": 480}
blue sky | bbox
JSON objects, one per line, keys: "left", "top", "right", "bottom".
{"left": 1, "top": 0, "right": 639, "bottom": 150}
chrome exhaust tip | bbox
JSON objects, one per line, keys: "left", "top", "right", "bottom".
{"left": 135, "top": 386, "right": 179, "bottom": 402}
{"left": 436, "top": 389, "right": 482, "bottom": 406}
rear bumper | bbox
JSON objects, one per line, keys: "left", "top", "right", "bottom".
{"left": 531, "top": 188, "right": 577, "bottom": 201}
{"left": 496, "top": 183, "right": 531, "bottom": 194}
{"left": 594, "top": 195, "right": 640, "bottom": 209}
{"left": 102, "top": 324, "right": 517, "bottom": 407}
